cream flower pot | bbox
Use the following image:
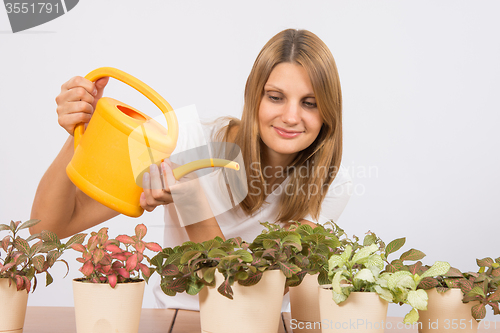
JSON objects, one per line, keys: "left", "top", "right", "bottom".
{"left": 199, "top": 269, "right": 286, "bottom": 333}
{"left": 0, "top": 278, "right": 29, "bottom": 333}
{"left": 72, "top": 279, "right": 145, "bottom": 333}
{"left": 418, "top": 288, "right": 478, "bottom": 333}
{"left": 289, "top": 274, "right": 321, "bottom": 333}
{"left": 318, "top": 286, "right": 388, "bottom": 333}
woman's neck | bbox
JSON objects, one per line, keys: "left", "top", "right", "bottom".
{"left": 260, "top": 146, "right": 297, "bottom": 194}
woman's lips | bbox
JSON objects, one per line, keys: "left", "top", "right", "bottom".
{"left": 273, "top": 126, "right": 303, "bottom": 138}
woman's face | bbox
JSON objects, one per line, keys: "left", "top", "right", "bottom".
{"left": 258, "top": 62, "right": 323, "bottom": 164}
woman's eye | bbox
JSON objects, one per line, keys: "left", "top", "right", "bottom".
{"left": 303, "top": 100, "right": 317, "bottom": 108}
{"left": 268, "top": 94, "right": 281, "bottom": 102}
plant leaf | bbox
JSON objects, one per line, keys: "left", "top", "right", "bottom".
{"left": 407, "top": 289, "right": 428, "bottom": 311}
{"left": 45, "top": 271, "right": 53, "bottom": 286}
{"left": 488, "top": 289, "right": 500, "bottom": 302}
{"left": 460, "top": 279, "right": 474, "bottom": 294}
{"left": 238, "top": 271, "right": 263, "bottom": 286}
{"left": 135, "top": 224, "right": 147, "bottom": 240}
{"left": 32, "top": 255, "right": 45, "bottom": 272}
{"left": 0, "top": 224, "right": 11, "bottom": 231}
{"left": 354, "top": 268, "right": 375, "bottom": 282}
{"left": 278, "top": 262, "right": 301, "bottom": 278}
{"left": 403, "top": 308, "right": 419, "bottom": 324}
{"left": 477, "top": 257, "right": 494, "bottom": 268}
{"left": 444, "top": 267, "right": 463, "bottom": 277}
{"left": 116, "top": 235, "right": 134, "bottom": 245}
{"left": 420, "top": 261, "right": 450, "bottom": 279}
{"left": 14, "top": 238, "right": 30, "bottom": 254}
{"left": 385, "top": 237, "right": 405, "bottom": 257}
{"left": 363, "top": 233, "right": 377, "bottom": 246}
{"left": 234, "top": 249, "right": 253, "bottom": 263}
{"left": 400, "top": 249, "right": 426, "bottom": 262}
{"left": 418, "top": 277, "right": 439, "bottom": 290}
{"left": 19, "top": 219, "right": 41, "bottom": 230}
{"left": 145, "top": 242, "right": 162, "bottom": 252}
{"left": 408, "top": 261, "right": 423, "bottom": 275}
{"left": 385, "top": 259, "right": 404, "bottom": 273}
{"left": 41, "top": 230, "right": 61, "bottom": 245}
{"left": 65, "top": 233, "right": 87, "bottom": 248}
{"left": 468, "top": 286, "right": 485, "bottom": 298}
{"left": 217, "top": 278, "right": 233, "bottom": 299}
{"left": 490, "top": 302, "right": 500, "bottom": 315}
{"left": 471, "top": 303, "right": 486, "bottom": 320}
{"left": 352, "top": 243, "right": 378, "bottom": 264}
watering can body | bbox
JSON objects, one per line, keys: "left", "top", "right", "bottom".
{"left": 66, "top": 67, "right": 178, "bottom": 217}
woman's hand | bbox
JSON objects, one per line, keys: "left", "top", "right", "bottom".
{"left": 55, "top": 76, "right": 109, "bottom": 135}
{"left": 140, "top": 161, "right": 213, "bottom": 227}
{"left": 140, "top": 162, "right": 174, "bottom": 212}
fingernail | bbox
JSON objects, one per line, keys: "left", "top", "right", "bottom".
{"left": 93, "top": 88, "right": 97, "bottom": 96}
{"left": 150, "top": 164, "right": 157, "bottom": 173}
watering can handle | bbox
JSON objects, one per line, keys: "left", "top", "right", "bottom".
{"left": 73, "top": 67, "right": 179, "bottom": 153}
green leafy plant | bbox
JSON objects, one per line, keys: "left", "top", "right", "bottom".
{"left": 377, "top": 236, "right": 450, "bottom": 323}
{"left": 326, "top": 232, "right": 450, "bottom": 324}
{"left": 0, "top": 219, "right": 85, "bottom": 292}
{"left": 151, "top": 237, "right": 243, "bottom": 296}
{"left": 416, "top": 257, "right": 500, "bottom": 320}
{"left": 266, "top": 222, "right": 340, "bottom": 287}
{"left": 152, "top": 222, "right": 334, "bottom": 300}
{"left": 71, "top": 224, "right": 162, "bottom": 288}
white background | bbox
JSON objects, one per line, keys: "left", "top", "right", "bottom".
{"left": 1, "top": 0, "right": 499, "bottom": 319}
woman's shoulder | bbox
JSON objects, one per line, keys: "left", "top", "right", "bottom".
{"left": 329, "top": 164, "right": 352, "bottom": 188}
{"left": 202, "top": 116, "right": 240, "bottom": 143}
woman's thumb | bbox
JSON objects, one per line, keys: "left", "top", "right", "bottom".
{"left": 94, "top": 77, "right": 109, "bottom": 98}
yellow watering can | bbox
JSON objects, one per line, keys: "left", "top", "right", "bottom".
{"left": 66, "top": 67, "right": 239, "bottom": 217}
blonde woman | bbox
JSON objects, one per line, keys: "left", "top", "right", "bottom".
{"left": 31, "top": 29, "right": 352, "bottom": 309}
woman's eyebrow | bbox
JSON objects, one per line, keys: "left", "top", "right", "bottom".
{"left": 264, "top": 84, "right": 283, "bottom": 92}
{"left": 265, "top": 84, "right": 315, "bottom": 98}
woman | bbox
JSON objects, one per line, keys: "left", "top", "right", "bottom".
{"left": 30, "top": 28, "right": 352, "bottom": 308}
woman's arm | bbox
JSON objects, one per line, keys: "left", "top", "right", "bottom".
{"left": 30, "top": 76, "right": 119, "bottom": 238}
{"left": 30, "top": 135, "right": 119, "bottom": 238}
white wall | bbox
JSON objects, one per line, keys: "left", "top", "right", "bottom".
{"left": 1, "top": 0, "right": 499, "bottom": 319}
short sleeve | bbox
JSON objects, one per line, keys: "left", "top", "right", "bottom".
{"left": 301, "top": 166, "right": 353, "bottom": 225}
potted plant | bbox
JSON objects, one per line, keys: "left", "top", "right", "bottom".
{"left": 0, "top": 219, "right": 84, "bottom": 333}
{"left": 152, "top": 223, "right": 307, "bottom": 333}
{"left": 416, "top": 257, "right": 500, "bottom": 332}
{"left": 284, "top": 222, "right": 341, "bottom": 333}
{"left": 70, "top": 224, "right": 161, "bottom": 333}
{"left": 320, "top": 231, "right": 450, "bottom": 332}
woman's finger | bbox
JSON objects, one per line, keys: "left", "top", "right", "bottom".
{"left": 62, "top": 76, "right": 97, "bottom": 96}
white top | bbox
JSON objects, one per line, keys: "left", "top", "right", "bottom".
{"left": 153, "top": 106, "right": 352, "bottom": 309}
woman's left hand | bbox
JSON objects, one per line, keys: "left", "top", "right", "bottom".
{"left": 140, "top": 162, "right": 173, "bottom": 212}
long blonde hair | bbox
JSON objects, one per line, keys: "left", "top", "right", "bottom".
{"left": 220, "top": 29, "right": 343, "bottom": 223}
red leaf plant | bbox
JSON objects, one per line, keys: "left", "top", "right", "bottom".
{"left": 0, "top": 219, "right": 85, "bottom": 293}
{"left": 71, "top": 224, "right": 162, "bottom": 288}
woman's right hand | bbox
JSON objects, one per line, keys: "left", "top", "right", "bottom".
{"left": 55, "top": 76, "right": 109, "bottom": 135}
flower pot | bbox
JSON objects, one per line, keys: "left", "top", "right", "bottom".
{"left": 0, "top": 278, "right": 29, "bottom": 333}
{"left": 318, "top": 286, "right": 388, "bottom": 333}
{"left": 199, "top": 269, "right": 286, "bottom": 333}
{"left": 418, "top": 288, "right": 478, "bottom": 333}
{"left": 289, "top": 274, "right": 321, "bottom": 333}
{"left": 72, "top": 279, "right": 145, "bottom": 333}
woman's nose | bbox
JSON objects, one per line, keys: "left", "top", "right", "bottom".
{"left": 281, "top": 102, "right": 300, "bottom": 125}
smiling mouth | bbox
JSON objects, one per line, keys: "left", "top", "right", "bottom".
{"left": 273, "top": 126, "right": 303, "bottom": 138}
